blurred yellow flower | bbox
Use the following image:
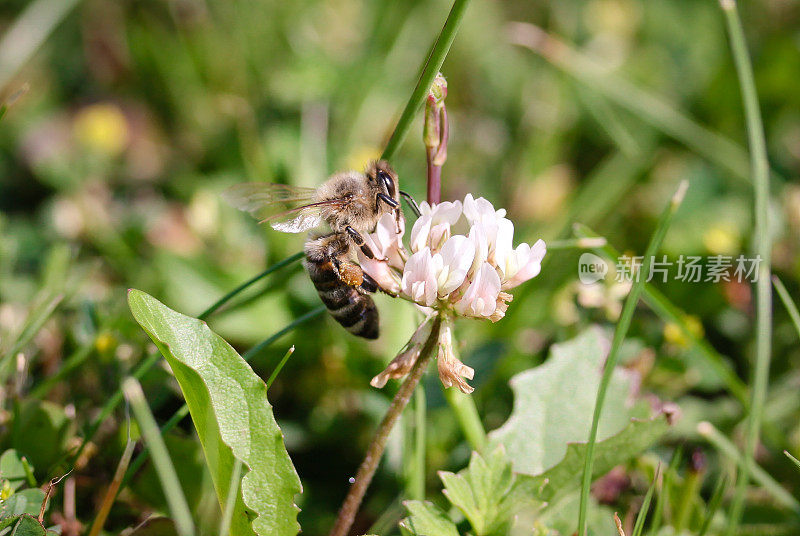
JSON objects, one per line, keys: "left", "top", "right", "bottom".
{"left": 74, "top": 103, "right": 129, "bottom": 156}
{"left": 703, "top": 224, "right": 740, "bottom": 255}
{"left": 663, "top": 316, "right": 704, "bottom": 348}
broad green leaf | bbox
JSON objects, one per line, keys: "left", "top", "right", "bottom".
{"left": 400, "top": 501, "right": 460, "bottom": 536}
{"left": 0, "top": 450, "right": 31, "bottom": 491}
{"left": 438, "top": 447, "right": 514, "bottom": 536}
{"left": 128, "top": 290, "right": 301, "bottom": 536}
{"left": 0, "top": 488, "right": 46, "bottom": 519}
{"left": 2, "top": 514, "right": 58, "bottom": 536}
{"left": 511, "top": 415, "right": 670, "bottom": 503}
{"left": 489, "top": 327, "right": 651, "bottom": 476}
{"left": 11, "top": 401, "right": 73, "bottom": 478}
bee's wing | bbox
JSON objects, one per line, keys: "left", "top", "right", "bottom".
{"left": 223, "top": 183, "right": 318, "bottom": 218}
{"left": 223, "top": 182, "right": 350, "bottom": 234}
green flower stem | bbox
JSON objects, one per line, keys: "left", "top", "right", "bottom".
{"left": 720, "top": 0, "right": 773, "bottom": 532}
{"left": 573, "top": 223, "right": 749, "bottom": 406}
{"left": 698, "top": 421, "right": 799, "bottom": 512}
{"left": 124, "top": 377, "right": 195, "bottom": 536}
{"left": 198, "top": 251, "right": 304, "bottom": 320}
{"left": 443, "top": 384, "right": 486, "bottom": 451}
{"left": 577, "top": 181, "right": 687, "bottom": 536}
{"left": 329, "top": 316, "right": 442, "bottom": 536}
{"left": 380, "top": 0, "right": 471, "bottom": 163}
{"left": 773, "top": 276, "right": 800, "bottom": 340}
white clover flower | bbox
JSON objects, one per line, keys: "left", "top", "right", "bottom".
{"left": 361, "top": 194, "right": 546, "bottom": 393}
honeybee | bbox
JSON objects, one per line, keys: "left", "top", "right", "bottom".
{"left": 225, "top": 160, "right": 408, "bottom": 339}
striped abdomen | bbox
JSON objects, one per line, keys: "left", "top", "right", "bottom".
{"left": 305, "top": 258, "right": 379, "bottom": 339}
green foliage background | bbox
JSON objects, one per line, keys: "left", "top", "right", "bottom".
{"left": 1, "top": 0, "right": 799, "bottom": 534}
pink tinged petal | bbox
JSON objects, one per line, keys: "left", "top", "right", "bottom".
{"left": 492, "top": 217, "right": 515, "bottom": 270}
{"left": 502, "top": 239, "right": 547, "bottom": 289}
{"left": 410, "top": 214, "right": 432, "bottom": 253}
{"left": 436, "top": 321, "right": 474, "bottom": 394}
{"left": 371, "top": 315, "right": 434, "bottom": 388}
{"left": 454, "top": 262, "right": 501, "bottom": 318}
{"left": 468, "top": 224, "right": 489, "bottom": 275}
{"left": 436, "top": 235, "right": 475, "bottom": 296}
{"left": 401, "top": 248, "right": 438, "bottom": 307}
{"left": 359, "top": 257, "right": 401, "bottom": 295}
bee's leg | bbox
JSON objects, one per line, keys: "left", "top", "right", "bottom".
{"left": 400, "top": 190, "right": 421, "bottom": 217}
{"left": 360, "top": 272, "right": 379, "bottom": 294}
{"left": 336, "top": 259, "right": 364, "bottom": 288}
{"left": 345, "top": 226, "right": 378, "bottom": 260}
{"left": 376, "top": 193, "right": 399, "bottom": 212}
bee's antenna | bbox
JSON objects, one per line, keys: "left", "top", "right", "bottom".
{"left": 400, "top": 191, "right": 421, "bottom": 217}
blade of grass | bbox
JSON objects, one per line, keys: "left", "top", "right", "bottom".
{"left": 0, "top": 0, "right": 81, "bottom": 91}
{"left": 198, "top": 252, "right": 304, "bottom": 320}
{"left": 698, "top": 473, "right": 729, "bottom": 536}
{"left": 772, "top": 277, "right": 800, "bottom": 340}
{"left": 86, "top": 440, "right": 136, "bottom": 536}
{"left": 577, "top": 181, "right": 688, "bottom": 536}
{"left": 720, "top": 1, "right": 774, "bottom": 532}
{"left": 697, "top": 422, "right": 799, "bottom": 512}
{"left": 266, "top": 345, "right": 295, "bottom": 390}
{"left": 123, "top": 377, "right": 195, "bottom": 536}
{"left": 783, "top": 451, "right": 800, "bottom": 472}
{"left": 649, "top": 446, "right": 683, "bottom": 534}
{"left": 380, "top": 0, "right": 471, "bottom": 162}
{"left": 508, "top": 22, "right": 757, "bottom": 184}
{"left": 218, "top": 458, "right": 243, "bottom": 536}
{"left": 631, "top": 465, "right": 659, "bottom": 536}
{"left": 573, "top": 223, "right": 749, "bottom": 405}
{"left": 1, "top": 294, "right": 63, "bottom": 366}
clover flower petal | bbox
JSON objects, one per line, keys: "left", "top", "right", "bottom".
{"left": 401, "top": 248, "right": 439, "bottom": 306}
{"left": 453, "top": 262, "right": 501, "bottom": 318}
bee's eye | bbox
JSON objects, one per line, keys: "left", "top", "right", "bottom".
{"left": 377, "top": 170, "right": 395, "bottom": 197}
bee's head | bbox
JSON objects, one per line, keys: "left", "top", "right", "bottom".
{"left": 366, "top": 160, "right": 398, "bottom": 200}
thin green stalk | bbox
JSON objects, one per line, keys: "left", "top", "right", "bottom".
{"left": 219, "top": 459, "right": 243, "bottom": 536}
{"left": 380, "top": 0, "right": 471, "bottom": 162}
{"left": 242, "top": 306, "right": 325, "bottom": 365}
{"left": 443, "top": 384, "right": 486, "bottom": 452}
{"left": 266, "top": 345, "right": 296, "bottom": 390}
{"left": 123, "top": 378, "right": 195, "bottom": 536}
{"left": 87, "top": 440, "right": 135, "bottom": 536}
{"left": 650, "top": 446, "right": 683, "bottom": 534}
{"left": 721, "top": 1, "right": 773, "bottom": 532}
{"left": 772, "top": 277, "right": 800, "bottom": 340}
{"left": 698, "top": 422, "right": 799, "bottom": 512}
{"left": 631, "top": 466, "right": 659, "bottom": 536}
{"left": 0, "top": 0, "right": 82, "bottom": 91}
{"left": 577, "top": 181, "right": 688, "bottom": 536}
{"left": 405, "top": 389, "right": 426, "bottom": 501}
{"left": 784, "top": 451, "right": 800, "bottom": 472}
{"left": 198, "top": 252, "right": 304, "bottom": 320}
{"left": 1, "top": 294, "right": 63, "bottom": 367}
{"left": 509, "top": 22, "right": 758, "bottom": 184}
{"left": 699, "top": 474, "right": 729, "bottom": 536}
{"left": 573, "top": 223, "right": 749, "bottom": 405}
